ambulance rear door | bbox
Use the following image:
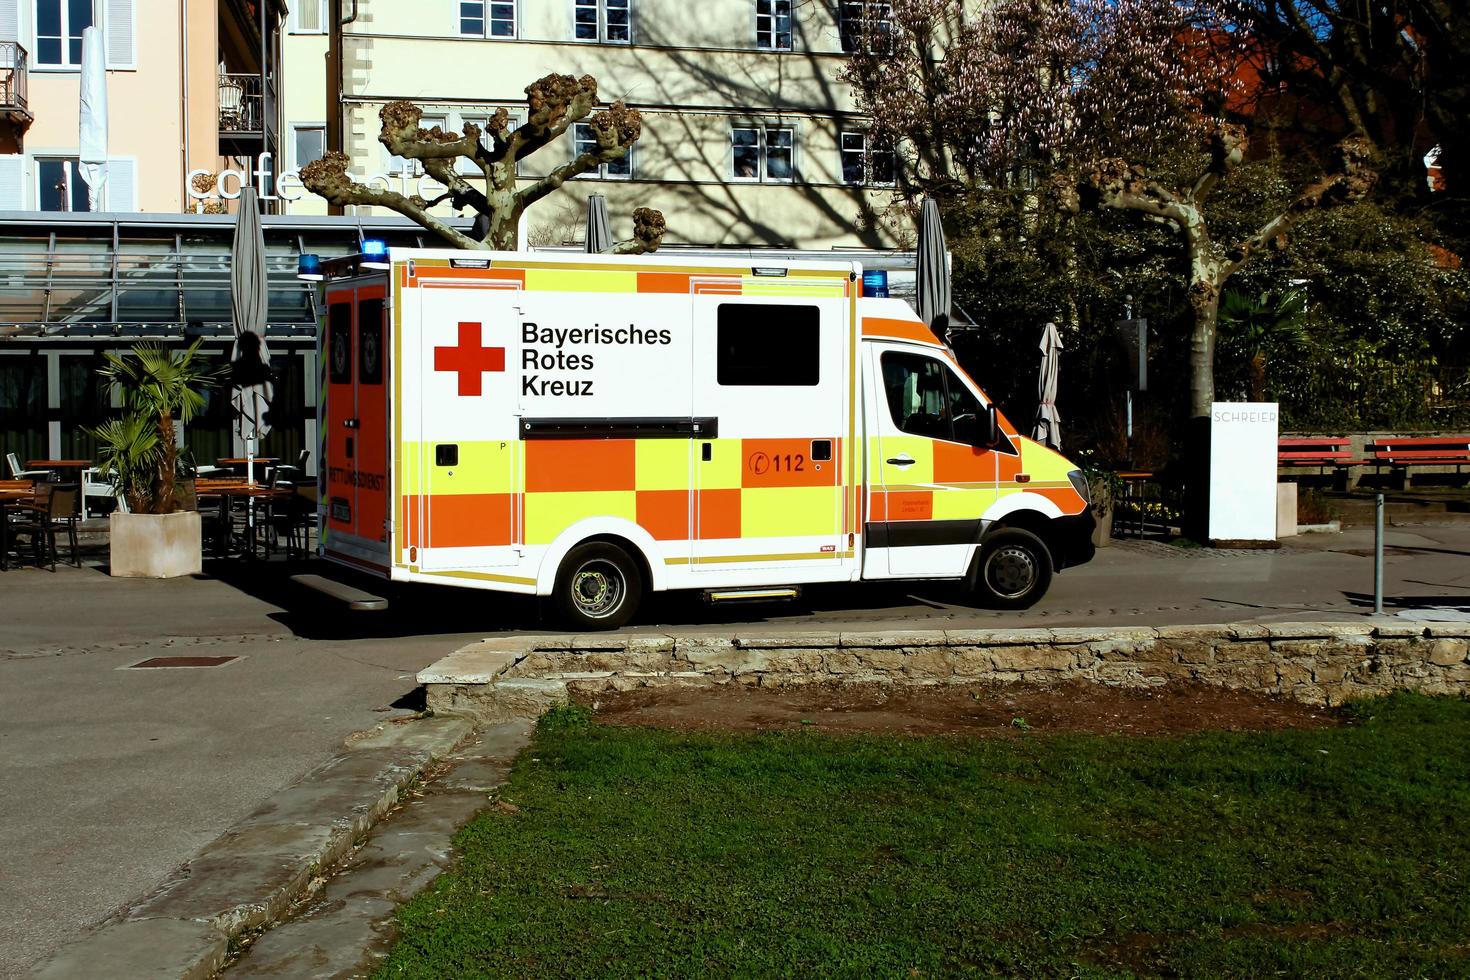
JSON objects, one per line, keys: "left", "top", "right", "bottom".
{"left": 322, "top": 278, "right": 391, "bottom": 574}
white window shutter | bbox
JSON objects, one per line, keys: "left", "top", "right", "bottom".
{"left": 0, "top": 155, "right": 24, "bottom": 209}
{"left": 105, "top": 0, "right": 136, "bottom": 69}
{"left": 105, "top": 157, "right": 135, "bottom": 211}
{"left": 0, "top": 0, "right": 18, "bottom": 43}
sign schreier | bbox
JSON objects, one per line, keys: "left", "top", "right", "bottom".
{"left": 1208, "top": 402, "right": 1279, "bottom": 543}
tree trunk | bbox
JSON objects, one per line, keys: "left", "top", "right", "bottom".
{"left": 1187, "top": 278, "right": 1221, "bottom": 419}
{"left": 1248, "top": 352, "right": 1267, "bottom": 403}
{"left": 157, "top": 411, "right": 177, "bottom": 514}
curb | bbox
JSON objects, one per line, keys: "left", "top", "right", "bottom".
{"left": 420, "top": 622, "right": 1470, "bottom": 720}
{"left": 30, "top": 715, "right": 475, "bottom": 980}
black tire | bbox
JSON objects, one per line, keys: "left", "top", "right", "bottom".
{"left": 973, "top": 527, "right": 1053, "bottom": 610}
{"left": 552, "top": 541, "right": 644, "bottom": 630}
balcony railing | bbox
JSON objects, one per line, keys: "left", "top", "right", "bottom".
{"left": 0, "top": 41, "right": 30, "bottom": 114}
{"left": 219, "top": 72, "right": 263, "bottom": 133}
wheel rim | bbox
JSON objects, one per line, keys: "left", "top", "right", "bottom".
{"left": 984, "top": 545, "right": 1037, "bottom": 600}
{"left": 570, "top": 559, "right": 626, "bottom": 619}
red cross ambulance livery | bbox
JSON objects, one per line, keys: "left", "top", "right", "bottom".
{"left": 317, "top": 248, "right": 1094, "bottom": 628}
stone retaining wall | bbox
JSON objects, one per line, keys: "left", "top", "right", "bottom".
{"left": 420, "top": 623, "right": 1470, "bottom": 722}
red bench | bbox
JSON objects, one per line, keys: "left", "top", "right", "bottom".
{"left": 1278, "top": 437, "right": 1365, "bottom": 490}
{"left": 1366, "top": 436, "right": 1470, "bottom": 488}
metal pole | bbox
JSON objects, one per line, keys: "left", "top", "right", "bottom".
{"left": 1373, "top": 493, "right": 1384, "bottom": 615}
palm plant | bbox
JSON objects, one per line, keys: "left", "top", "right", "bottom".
{"left": 92, "top": 340, "right": 218, "bottom": 514}
{"left": 1218, "top": 289, "right": 1308, "bottom": 402}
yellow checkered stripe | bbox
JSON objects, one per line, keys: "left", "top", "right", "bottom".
{"left": 402, "top": 438, "right": 844, "bottom": 547}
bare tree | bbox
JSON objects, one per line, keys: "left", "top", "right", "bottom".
{"left": 301, "top": 73, "right": 666, "bottom": 254}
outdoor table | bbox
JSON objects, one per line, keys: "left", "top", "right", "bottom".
{"left": 26, "top": 460, "right": 91, "bottom": 515}
{"left": 197, "top": 481, "right": 292, "bottom": 557}
{"left": 1115, "top": 471, "right": 1158, "bottom": 538}
{"left": 216, "top": 457, "right": 279, "bottom": 480}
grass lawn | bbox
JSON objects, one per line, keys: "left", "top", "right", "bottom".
{"left": 378, "top": 694, "right": 1470, "bottom": 978}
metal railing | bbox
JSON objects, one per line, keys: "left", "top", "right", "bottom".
{"left": 218, "top": 72, "right": 263, "bottom": 133}
{"left": 0, "top": 41, "right": 29, "bottom": 113}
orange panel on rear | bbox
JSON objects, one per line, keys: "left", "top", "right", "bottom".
{"left": 404, "top": 493, "right": 514, "bottom": 547}
{"left": 525, "top": 440, "right": 636, "bottom": 493}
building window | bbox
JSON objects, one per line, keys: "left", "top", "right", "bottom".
{"left": 731, "top": 125, "right": 794, "bottom": 182}
{"left": 292, "top": 0, "right": 327, "bottom": 32}
{"left": 717, "top": 304, "right": 820, "bottom": 386}
{"left": 460, "top": 1, "right": 515, "bottom": 37}
{"left": 291, "top": 124, "right": 326, "bottom": 169}
{"left": 387, "top": 114, "right": 447, "bottom": 174}
{"left": 575, "top": 0, "right": 631, "bottom": 42}
{"left": 574, "top": 123, "right": 632, "bottom": 178}
{"left": 840, "top": 131, "right": 895, "bottom": 186}
{"left": 838, "top": 0, "right": 893, "bottom": 53}
{"left": 36, "top": 158, "right": 90, "bottom": 212}
{"left": 755, "top": 0, "right": 791, "bottom": 50}
{"left": 35, "top": 0, "right": 92, "bottom": 67}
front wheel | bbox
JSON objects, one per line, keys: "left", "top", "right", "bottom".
{"left": 551, "top": 541, "right": 644, "bottom": 630}
{"left": 973, "top": 527, "right": 1053, "bottom": 610}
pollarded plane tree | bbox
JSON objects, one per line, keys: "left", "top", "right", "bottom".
{"left": 301, "top": 73, "right": 666, "bottom": 254}
{"left": 842, "top": 0, "right": 1378, "bottom": 418}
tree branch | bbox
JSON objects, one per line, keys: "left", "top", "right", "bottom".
{"left": 604, "top": 208, "right": 667, "bottom": 255}
{"left": 299, "top": 152, "right": 483, "bottom": 250}
{"left": 1222, "top": 135, "right": 1378, "bottom": 276}
{"left": 1192, "top": 121, "right": 1246, "bottom": 203}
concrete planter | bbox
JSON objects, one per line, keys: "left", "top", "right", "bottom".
{"left": 1090, "top": 503, "right": 1114, "bottom": 548}
{"left": 109, "top": 511, "right": 202, "bottom": 578}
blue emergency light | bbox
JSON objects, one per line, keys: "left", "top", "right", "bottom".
{"left": 296, "top": 253, "right": 323, "bottom": 281}
{"left": 862, "top": 269, "right": 889, "bottom": 298}
{"left": 361, "top": 238, "right": 390, "bottom": 270}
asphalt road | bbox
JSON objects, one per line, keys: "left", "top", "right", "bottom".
{"left": 3, "top": 524, "right": 1468, "bottom": 976}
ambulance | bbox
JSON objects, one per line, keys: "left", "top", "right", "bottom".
{"left": 315, "top": 248, "right": 1094, "bottom": 628}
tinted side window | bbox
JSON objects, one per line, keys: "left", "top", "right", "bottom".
{"left": 328, "top": 302, "right": 352, "bottom": 384}
{"left": 358, "top": 298, "right": 383, "bottom": 385}
{"left": 881, "top": 351, "right": 987, "bottom": 443}
{"left": 716, "top": 303, "right": 820, "bottom": 386}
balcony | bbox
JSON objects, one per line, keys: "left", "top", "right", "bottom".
{"left": 219, "top": 72, "right": 264, "bottom": 135}
{"left": 0, "top": 41, "right": 33, "bottom": 143}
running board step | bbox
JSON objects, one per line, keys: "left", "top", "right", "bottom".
{"left": 703, "top": 587, "right": 801, "bottom": 604}
{"left": 291, "top": 573, "right": 389, "bottom": 611}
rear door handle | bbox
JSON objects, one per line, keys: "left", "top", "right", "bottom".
{"left": 886, "top": 454, "right": 915, "bottom": 466}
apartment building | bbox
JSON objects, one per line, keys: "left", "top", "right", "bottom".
{"left": 278, "top": 0, "right": 902, "bottom": 248}
{"left": 0, "top": 0, "right": 285, "bottom": 213}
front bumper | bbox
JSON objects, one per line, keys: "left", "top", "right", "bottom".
{"left": 1052, "top": 511, "right": 1097, "bottom": 571}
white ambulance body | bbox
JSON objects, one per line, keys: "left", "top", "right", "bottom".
{"left": 318, "top": 248, "right": 1094, "bottom": 627}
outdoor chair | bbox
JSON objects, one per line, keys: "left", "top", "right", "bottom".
{"left": 6, "top": 452, "right": 49, "bottom": 482}
{"left": 264, "top": 487, "right": 312, "bottom": 559}
{"left": 178, "top": 479, "right": 228, "bottom": 556}
{"left": 7, "top": 483, "right": 80, "bottom": 570}
{"left": 270, "top": 449, "right": 310, "bottom": 489}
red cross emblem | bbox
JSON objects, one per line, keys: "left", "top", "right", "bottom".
{"left": 434, "top": 321, "right": 505, "bottom": 396}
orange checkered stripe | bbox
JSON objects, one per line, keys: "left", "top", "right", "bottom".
{"left": 399, "top": 437, "right": 848, "bottom": 550}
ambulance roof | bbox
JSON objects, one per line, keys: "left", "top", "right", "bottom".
{"left": 387, "top": 246, "right": 861, "bottom": 278}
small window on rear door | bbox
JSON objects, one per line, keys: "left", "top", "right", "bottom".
{"left": 328, "top": 302, "right": 352, "bottom": 384}
{"left": 716, "top": 303, "right": 819, "bottom": 385}
{"left": 358, "top": 298, "right": 383, "bottom": 384}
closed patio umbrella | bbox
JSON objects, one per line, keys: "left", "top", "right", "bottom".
{"left": 230, "top": 185, "right": 273, "bottom": 486}
{"left": 1033, "top": 321, "right": 1063, "bottom": 450}
{"left": 585, "top": 194, "right": 613, "bottom": 254}
{"left": 78, "top": 27, "right": 108, "bottom": 211}
{"left": 915, "top": 198, "right": 951, "bottom": 340}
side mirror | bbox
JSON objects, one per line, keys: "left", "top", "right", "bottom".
{"left": 985, "top": 404, "right": 1000, "bottom": 447}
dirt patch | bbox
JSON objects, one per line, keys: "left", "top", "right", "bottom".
{"left": 577, "top": 681, "right": 1341, "bottom": 737}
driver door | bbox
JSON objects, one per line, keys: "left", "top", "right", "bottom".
{"left": 864, "top": 343, "right": 999, "bottom": 578}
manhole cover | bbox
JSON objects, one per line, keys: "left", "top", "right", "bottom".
{"left": 125, "top": 656, "right": 240, "bottom": 669}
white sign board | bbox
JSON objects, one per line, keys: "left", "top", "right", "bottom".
{"left": 1209, "top": 402, "right": 1279, "bottom": 542}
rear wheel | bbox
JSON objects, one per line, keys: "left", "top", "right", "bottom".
{"left": 974, "top": 527, "right": 1053, "bottom": 609}
{"left": 552, "top": 541, "right": 643, "bottom": 630}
